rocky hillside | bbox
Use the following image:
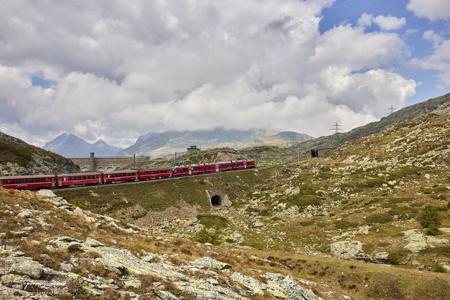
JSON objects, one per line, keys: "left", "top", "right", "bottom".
{"left": 1, "top": 188, "right": 347, "bottom": 299}
{"left": 0, "top": 131, "right": 80, "bottom": 176}
{"left": 292, "top": 93, "right": 450, "bottom": 155}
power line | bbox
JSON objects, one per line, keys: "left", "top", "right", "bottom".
{"left": 388, "top": 105, "right": 395, "bottom": 115}
{"left": 331, "top": 121, "right": 341, "bottom": 134}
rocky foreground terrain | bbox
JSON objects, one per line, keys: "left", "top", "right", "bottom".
{"left": 1, "top": 188, "right": 348, "bottom": 299}
{"left": 0, "top": 131, "right": 79, "bottom": 176}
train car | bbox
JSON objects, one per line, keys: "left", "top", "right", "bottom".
{"left": 0, "top": 175, "right": 56, "bottom": 190}
{"left": 231, "top": 160, "right": 247, "bottom": 170}
{"left": 203, "top": 163, "right": 216, "bottom": 173}
{"left": 216, "top": 161, "right": 233, "bottom": 172}
{"left": 173, "top": 165, "right": 191, "bottom": 177}
{"left": 103, "top": 170, "right": 138, "bottom": 184}
{"left": 137, "top": 168, "right": 172, "bottom": 181}
{"left": 190, "top": 164, "right": 206, "bottom": 175}
{"left": 57, "top": 172, "right": 103, "bottom": 188}
{"left": 245, "top": 159, "right": 256, "bottom": 168}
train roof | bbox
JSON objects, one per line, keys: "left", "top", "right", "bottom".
{"left": 58, "top": 172, "right": 102, "bottom": 177}
{"left": 0, "top": 174, "right": 55, "bottom": 180}
{"left": 103, "top": 170, "right": 137, "bottom": 174}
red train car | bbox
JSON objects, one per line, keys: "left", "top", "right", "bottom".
{"left": 203, "top": 163, "right": 216, "bottom": 173}
{"left": 137, "top": 168, "right": 172, "bottom": 181}
{"left": 216, "top": 161, "right": 233, "bottom": 172}
{"left": 103, "top": 170, "right": 137, "bottom": 183}
{"left": 0, "top": 175, "right": 55, "bottom": 190}
{"left": 190, "top": 164, "right": 206, "bottom": 175}
{"left": 231, "top": 160, "right": 247, "bottom": 170}
{"left": 173, "top": 165, "right": 190, "bottom": 177}
{"left": 57, "top": 172, "right": 102, "bottom": 188}
{"left": 245, "top": 160, "right": 256, "bottom": 168}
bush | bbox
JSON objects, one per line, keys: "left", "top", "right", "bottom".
{"left": 197, "top": 215, "right": 229, "bottom": 230}
{"left": 417, "top": 206, "right": 442, "bottom": 235}
{"left": 334, "top": 220, "right": 357, "bottom": 229}
{"left": 386, "top": 248, "right": 410, "bottom": 265}
{"left": 286, "top": 195, "right": 320, "bottom": 208}
{"left": 193, "top": 228, "right": 223, "bottom": 245}
{"left": 366, "top": 213, "right": 393, "bottom": 224}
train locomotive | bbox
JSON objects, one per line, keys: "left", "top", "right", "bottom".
{"left": 0, "top": 160, "right": 256, "bottom": 190}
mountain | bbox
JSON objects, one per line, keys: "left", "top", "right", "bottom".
{"left": 44, "top": 133, "right": 122, "bottom": 157}
{"left": 120, "top": 128, "right": 313, "bottom": 157}
{"left": 0, "top": 131, "right": 80, "bottom": 176}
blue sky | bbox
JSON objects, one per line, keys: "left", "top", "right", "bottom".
{"left": 320, "top": 0, "right": 450, "bottom": 105}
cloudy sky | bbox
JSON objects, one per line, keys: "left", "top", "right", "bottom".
{"left": 0, "top": 0, "right": 449, "bottom": 147}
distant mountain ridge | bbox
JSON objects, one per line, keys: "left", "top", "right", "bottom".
{"left": 44, "top": 134, "right": 122, "bottom": 157}
{"left": 119, "top": 128, "right": 314, "bottom": 156}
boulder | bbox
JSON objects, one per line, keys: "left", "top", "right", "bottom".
{"left": 403, "top": 229, "right": 428, "bottom": 253}
{"left": 37, "top": 189, "right": 57, "bottom": 198}
{"left": 330, "top": 240, "right": 366, "bottom": 260}
{"left": 191, "top": 257, "right": 232, "bottom": 270}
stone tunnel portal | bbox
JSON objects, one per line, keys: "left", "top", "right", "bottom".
{"left": 210, "top": 195, "right": 222, "bottom": 207}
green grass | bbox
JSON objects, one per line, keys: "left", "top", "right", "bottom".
{"left": 366, "top": 213, "right": 393, "bottom": 224}
{"left": 197, "top": 215, "right": 229, "bottom": 229}
{"left": 386, "top": 248, "right": 410, "bottom": 265}
{"left": 285, "top": 194, "right": 320, "bottom": 208}
{"left": 334, "top": 219, "right": 358, "bottom": 229}
{"left": 58, "top": 168, "right": 269, "bottom": 214}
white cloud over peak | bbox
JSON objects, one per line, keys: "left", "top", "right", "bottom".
{"left": 358, "top": 13, "right": 406, "bottom": 31}
{"left": 0, "top": 0, "right": 416, "bottom": 147}
{"left": 407, "top": 0, "right": 450, "bottom": 21}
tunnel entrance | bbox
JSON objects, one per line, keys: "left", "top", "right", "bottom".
{"left": 210, "top": 195, "right": 222, "bottom": 207}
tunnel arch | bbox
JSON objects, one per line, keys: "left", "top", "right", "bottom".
{"left": 210, "top": 195, "right": 222, "bottom": 207}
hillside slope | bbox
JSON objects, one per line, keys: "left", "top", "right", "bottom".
{"left": 60, "top": 95, "right": 450, "bottom": 285}
{"left": 0, "top": 131, "right": 80, "bottom": 176}
{"left": 293, "top": 93, "right": 450, "bottom": 155}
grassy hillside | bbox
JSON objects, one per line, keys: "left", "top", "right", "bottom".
{"left": 0, "top": 131, "right": 80, "bottom": 175}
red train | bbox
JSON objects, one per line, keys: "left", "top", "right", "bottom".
{"left": 0, "top": 160, "right": 256, "bottom": 190}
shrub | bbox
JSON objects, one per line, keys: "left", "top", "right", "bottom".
{"left": 286, "top": 195, "right": 320, "bottom": 208}
{"left": 334, "top": 220, "right": 357, "bottom": 229}
{"left": 193, "top": 228, "right": 223, "bottom": 245}
{"left": 196, "top": 215, "right": 229, "bottom": 230}
{"left": 417, "top": 206, "right": 442, "bottom": 235}
{"left": 431, "top": 263, "right": 447, "bottom": 273}
{"left": 386, "top": 248, "right": 409, "bottom": 265}
{"left": 366, "top": 213, "right": 393, "bottom": 224}
{"left": 388, "top": 207, "right": 418, "bottom": 220}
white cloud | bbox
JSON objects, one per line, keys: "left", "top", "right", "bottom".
{"left": 358, "top": 13, "right": 406, "bottom": 31}
{"left": 413, "top": 39, "right": 450, "bottom": 85}
{"left": 407, "top": 0, "right": 450, "bottom": 21}
{"left": 423, "top": 30, "right": 444, "bottom": 47}
{"left": 0, "top": 0, "right": 416, "bottom": 148}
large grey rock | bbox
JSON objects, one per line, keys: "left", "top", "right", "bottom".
{"left": 37, "top": 190, "right": 57, "bottom": 198}
{"left": 3, "top": 257, "right": 44, "bottom": 279}
{"left": 191, "top": 257, "right": 232, "bottom": 270}
{"left": 330, "top": 240, "right": 366, "bottom": 260}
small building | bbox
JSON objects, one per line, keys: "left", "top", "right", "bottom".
{"left": 187, "top": 145, "right": 200, "bottom": 153}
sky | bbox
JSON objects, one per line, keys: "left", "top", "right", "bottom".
{"left": 0, "top": 0, "right": 449, "bottom": 148}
